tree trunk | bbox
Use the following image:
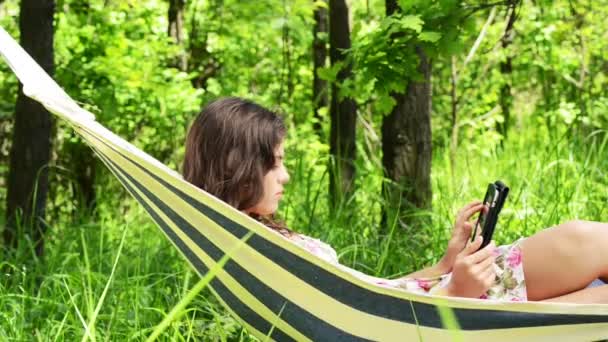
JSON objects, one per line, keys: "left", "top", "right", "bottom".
{"left": 497, "top": 3, "right": 518, "bottom": 142}
{"left": 568, "top": 2, "right": 588, "bottom": 134}
{"left": 449, "top": 56, "right": 458, "bottom": 180}
{"left": 5, "top": 0, "right": 55, "bottom": 257}
{"left": 278, "top": 1, "right": 294, "bottom": 107}
{"left": 313, "top": 0, "right": 328, "bottom": 137}
{"left": 382, "top": 0, "right": 432, "bottom": 223}
{"left": 328, "top": 0, "right": 357, "bottom": 205}
{"left": 381, "top": 47, "right": 432, "bottom": 212}
{"left": 168, "top": 0, "right": 187, "bottom": 71}
{"left": 385, "top": 0, "right": 398, "bottom": 15}
{"left": 63, "top": 140, "right": 97, "bottom": 213}
{"left": 188, "top": 2, "right": 220, "bottom": 90}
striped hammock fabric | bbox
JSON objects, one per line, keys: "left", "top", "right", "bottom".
{"left": 1, "top": 27, "right": 608, "bottom": 341}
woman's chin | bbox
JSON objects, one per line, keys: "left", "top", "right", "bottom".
{"left": 252, "top": 208, "right": 276, "bottom": 217}
{"left": 265, "top": 208, "right": 278, "bottom": 216}
{"left": 263, "top": 206, "right": 279, "bottom": 216}
{"left": 247, "top": 201, "right": 279, "bottom": 216}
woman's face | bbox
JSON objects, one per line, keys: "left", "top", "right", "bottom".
{"left": 246, "top": 142, "right": 289, "bottom": 216}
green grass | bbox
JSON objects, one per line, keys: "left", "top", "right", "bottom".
{"left": 0, "top": 210, "right": 251, "bottom": 341}
{"left": 0, "top": 122, "right": 606, "bottom": 340}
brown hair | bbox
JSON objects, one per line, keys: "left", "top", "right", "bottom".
{"left": 182, "top": 97, "right": 291, "bottom": 235}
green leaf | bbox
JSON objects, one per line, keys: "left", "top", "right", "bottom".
{"left": 316, "top": 31, "right": 329, "bottom": 43}
{"left": 418, "top": 31, "right": 442, "bottom": 43}
{"left": 317, "top": 62, "right": 344, "bottom": 82}
{"left": 376, "top": 92, "right": 397, "bottom": 115}
{"left": 397, "top": 0, "right": 424, "bottom": 12}
{"left": 399, "top": 15, "right": 424, "bottom": 33}
{"left": 313, "top": 0, "right": 328, "bottom": 9}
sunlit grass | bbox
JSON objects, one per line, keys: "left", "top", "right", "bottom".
{"left": 0, "top": 210, "right": 252, "bottom": 340}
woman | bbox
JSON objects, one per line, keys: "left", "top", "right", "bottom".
{"left": 182, "top": 97, "right": 608, "bottom": 303}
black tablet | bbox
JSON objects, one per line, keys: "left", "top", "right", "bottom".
{"left": 471, "top": 181, "right": 509, "bottom": 250}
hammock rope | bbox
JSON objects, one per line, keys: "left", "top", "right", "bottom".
{"left": 2, "top": 26, "right": 608, "bottom": 341}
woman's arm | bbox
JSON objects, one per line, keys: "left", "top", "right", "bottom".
{"left": 400, "top": 257, "right": 452, "bottom": 279}
{"left": 400, "top": 202, "right": 485, "bottom": 280}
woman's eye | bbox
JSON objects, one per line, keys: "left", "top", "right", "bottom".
{"left": 273, "top": 156, "right": 284, "bottom": 169}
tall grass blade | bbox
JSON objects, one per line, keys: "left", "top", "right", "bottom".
{"left": 434, "top": 298, "right": 463, "bottom": 342}
{"left": 81, "top": 226, "right": 128, "bottom": 342}
{"left": 145, "top": 231, "right": 254, "bottom": 342}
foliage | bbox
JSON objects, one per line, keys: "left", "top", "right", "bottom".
{"left": 53, "top": 0, "right": 203, "bottom": 165}
{"left": 185, "top": 0, "right": 316, "bottom": 125}
{"left": 431, "top": 0, "right": 608, "bottom": 153}
{"left": 346, "top": 0, "right": 475, "bottom": 115}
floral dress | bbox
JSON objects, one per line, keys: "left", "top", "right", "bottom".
{"left": 285, "top": 233, "right": 527, "bottom": 301}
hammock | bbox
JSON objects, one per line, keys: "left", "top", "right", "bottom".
{"left": 1, "top": 27, "right": 608, "bottom": 341}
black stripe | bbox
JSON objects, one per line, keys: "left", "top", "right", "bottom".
{"left": 93, "top": 147, "right": 368, "bottom": 341}
{"left": 95, "top": 150, "right": 297, "bottom": 342}
{"left": 84, "top": 127, "right": 608, "bottom": 331}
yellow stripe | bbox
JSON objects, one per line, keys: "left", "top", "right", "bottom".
{"left": 208, "top": 286, "right": 283, "bottom": 342}
{"left": 73, "top": 120, "right": 607, "bottom": 312}
{"left": 80, "top": 127, "right": 424, "bottom": 340}
{"left": 75, "top": 121, "right": 608, "bottom": 314}
{"left": 73, "top": 122, "right": 438, "bottom": 303}
{"left": 85, "top": 126, "right": 608, "bottom": 341}
{"left": 95, "top": 143, "right": 310, "bottom": 342}
{"left": 78, "top": 125, "right": 608, "bottom": 341}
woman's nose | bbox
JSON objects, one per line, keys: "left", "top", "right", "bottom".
{"left": 279, "top": 165, "right": 290, "bottom": 184}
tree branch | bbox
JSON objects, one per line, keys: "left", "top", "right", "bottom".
{"left": 461, "top": 6, "right": 497, "bottom": 74}
{"left": 462, "top": 0, "right": 514, "bottom": 21}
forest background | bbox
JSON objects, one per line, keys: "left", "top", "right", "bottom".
{"left": 1, "top": 0, "right": 607, "bottom": 340}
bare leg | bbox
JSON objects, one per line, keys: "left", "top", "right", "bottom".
{"left": 519, "top": 221, "right": 608, "bottom": 302}
{"left": 541, "top": 285, "right": 608, "bottom": 304}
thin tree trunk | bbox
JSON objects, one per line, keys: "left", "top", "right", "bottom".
{"left": 168, "top": 0, "right": 187, "bottom": 71}
{"left": 328, "top": 0, "right": 357, "bottom": 205}
{"left": 312, "top": 0, "right": 328, "bottom": 137}
{"left": 64, "top": 140, "right": 97, "bottom": 213}
{"left": 282, "top": 0, "right": 294, "bottom": 104}
{"left": 382, "top": 0, "right": 432, "bottom": 225}
{"left": 568, "top": 2, "right": 588, "bottom": 134}
{"left": 188, "top": 1, "right": 220, "bottom": 90}
{"left": 5, "top": 0, "right": 55, "bottom": 257}
{"left": 497, "top": 2, "right": 518, "bottom": 142}
{"left": 277, "top": 0, "right": 294, "bottom": 108}
{"left": 449, "top": 56, "right": 458, "bottom": 179}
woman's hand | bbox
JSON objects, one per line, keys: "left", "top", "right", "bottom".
{"left": 445, "top": 236, "right": 496, "bottom": 298}
{"left": 438, "top": 201, "right": 486, "bottom": 273}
